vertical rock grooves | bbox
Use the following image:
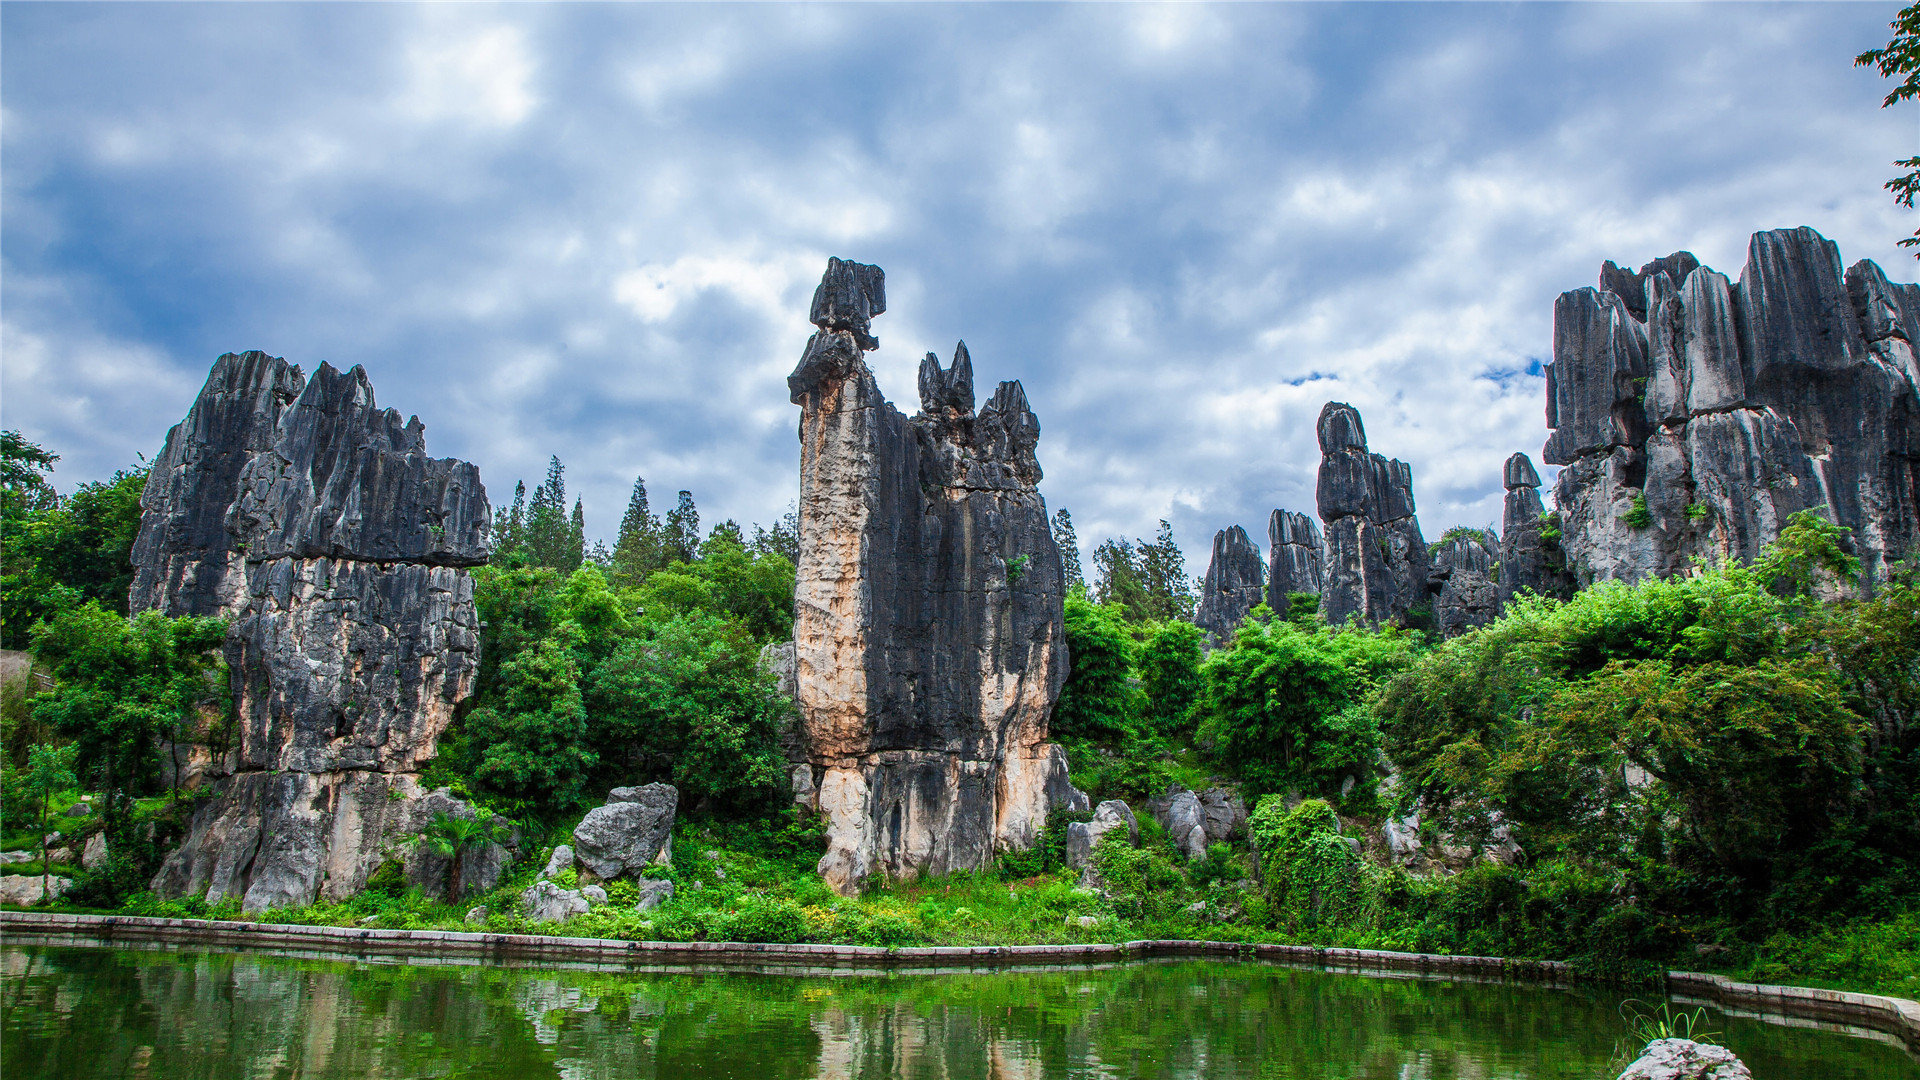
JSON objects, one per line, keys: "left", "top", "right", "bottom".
{"left": 1194, "top": 525, "right": 1267, "bottom": 645}
{"left": 140, "top": 352, "right": 492, "bottom": 912}
{"left": 1497, "top": 452, "right": 1572, "bottom": 604}
{"left": 788, "top": 259, "right": 1084, "bottom": 896}
{"left": 1315, "top": 402, "right": 1431, "bottom": 627}
{"left": 1546, "top": 227, "right": 1920, "bottom": 587}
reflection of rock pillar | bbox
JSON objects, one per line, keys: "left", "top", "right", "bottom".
{"left": 788, "top": 259, "right": 1085, "bottom": 896}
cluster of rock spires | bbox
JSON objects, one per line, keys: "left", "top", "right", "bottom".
{"left": 136, "top": 352, "right": 500, "bottom": 911}
{"left": 1193, "top": 227, "right": 1917, "bottom": 640}
{"left": 1547, "top": 226, "right": 1919, "bottom": 587}
{"left": 781, "top": 258, "right": 1087, "bottom": 896}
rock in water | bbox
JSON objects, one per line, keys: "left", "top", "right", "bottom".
{"left": 788, "top": 263, "right": 1084, "bottom": 895}
{"left": 1616, "top": 1038, "right": 1753, "bottom": 1080}
{"left": 1193, "top": 525, "right": 1267, "bottom": 646}
{"left": 140, "top": 352, "right": 492, "bottom": 912}
{"left": 1547, "top": 228, "right": 1920, "bottom": 589}
{"left": 1315, "top": 403, "right": 1432, "bottom": 627}
{"left": 571, "top": 784, "right": 676, "bottom": 882}
{"left": 1266, "top": 510, "right": 1324, "bottom": 619}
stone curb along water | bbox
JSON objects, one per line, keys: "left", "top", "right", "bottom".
{"left": 3, "top": 911, "right": 1915, "bottom": 1052}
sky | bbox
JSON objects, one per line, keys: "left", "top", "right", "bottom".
{"left": 4, "top": 2, "right": 1915, "bottom": 576}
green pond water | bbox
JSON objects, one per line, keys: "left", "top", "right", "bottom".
{"left": 2, "top": 943, "right": 1914, "bottom": 1079}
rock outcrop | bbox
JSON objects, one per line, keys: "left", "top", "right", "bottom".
{"left": 1546, "top": 228, "right": 1920, "bottom": 588}
{"left": 786, "top": 259, "right": 1084, "bottom": 896}
{"left": 569, "top": 784, "right": 677, "bottom": 883}
{"left": 1315, "top": 403, "right": 1432, "bottom": 627}
{"left": 1497, "top": 452, "right": 1573, "bottom": 603}
{"left": 1266, "top": 509, "right": 1324, "bottom": 619}
{"left": 140, "top": 352, "right": 493, "bottom": 912}
{"left": 1065, "top": 799, "right": 1139, "bottom": 871}
{"left": 1429, "top": 531, "right": 1501, "bottom": 638}
{"left": 1193, "top": 525, "right": 1266, "bottom": 645}
{"left": 1616, "top": 1038, "right": 1753, "bottom": 1080}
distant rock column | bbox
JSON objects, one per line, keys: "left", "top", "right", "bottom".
{"left": 1266, "top": 509, "right": 1324, "bottom": 620}
{"left": 1497, "top": 452, "right": 1572, "bottom": 604}
{"left": 788, "top": 259, "right": 1084, "bottom": 897}
{"left": 1430, "top": 531, "right": 1499, "bottom": 638}
{"left": 140, "top": 353, "right": 493, "bottom": 912}
{"left": 1315, "top": 402, "right": 1431, "bottom": 627}
{"left": 1193, "top": 525, "right": 1266, "bottom": 645}
{"left": 1546, "top": 227, "right": 1919, "bottom": 588}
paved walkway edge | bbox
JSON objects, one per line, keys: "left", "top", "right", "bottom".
{"left": 4, "top": 909, "right": 1916, "bottom": 1050}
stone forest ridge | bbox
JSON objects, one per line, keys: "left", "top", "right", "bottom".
{"left": 109, "top": 225, "right": 1919, "bottom": 910}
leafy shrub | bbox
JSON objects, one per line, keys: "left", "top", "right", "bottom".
{"left": 1247, "top": 797, "right": 1366, "bottom": 930}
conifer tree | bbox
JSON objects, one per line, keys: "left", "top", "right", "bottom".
{"left": 497, "top": 480, "right": 527, "bottom": 557}
{"left": 1139, "top": 519, "right": 1195, "bottom": 622}
{"left": 663, "top": 490, "right": 700, "bottom": 565}
{"left": 565, "top": 498, "right": 586, "bottom": 573}
{"left": 749, "top": 504, "right": 801, "bottom": 565}
{"left": 1051, "top": 508, "right": 1085, "bottom": 591}
{"left": 525, "top": 456, "right": 571, "bottom": 570}
{"left": 612, "top": 475, "right": 664, "bottom": 585}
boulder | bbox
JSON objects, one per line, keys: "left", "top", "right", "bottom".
{"left": 1065, "top": 800, "right": 1139, "bottom": 871}
{"left": 541, "top": 844, "right": 574, "bottom": 880}
{"left": 1382, "top": 813, "right": 1422, "bottom": 864}
{"left": 634, "top": 878, "right": 675, "bottom": 912}
{"left": 1616, "top": 1039, "right": 1753, "bottom": 1080}
{"left": 1155, "top": 789, "right": 1209, "bottom": 861}
{"left": 571, "top": 785, "right": 677, "bottom": 882}
{"left": 520, "top": 880, "right": 590, "bottom": 924}
{"left": 464, "top": 905, "right": 487, "bottom": 924}
{"left": 0, "top": 875, "right": 69, "bottom": 906}
{"left": 139, "top": 353, "right": 490, "bottom": 912}
{"left": 0, "top": 852, "right": 33, "bottom": 865}
{"left": 62, "top": 801, "right": 91, "bottom": 818}
{"left": 580, "top": 885, "right": 608, "bottom": 906}
{"left": 1193, "top": 526, "right": 1267, "bottom": 646}
{"left": 787, "top": 260, "right": 1082, "bottom": 896}
{"left": 81, "top": 833, "right": 107, "bottom": 869}
{"left": 1197, "top": 788, "right": 1247, "bottom": 844}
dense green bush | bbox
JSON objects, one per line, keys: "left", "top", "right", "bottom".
{"left": 1139, "top": 620, "right": 1204, "bottom": 736}
{"left": 1054, "top": 595, "right": 1139, "bottom": 741}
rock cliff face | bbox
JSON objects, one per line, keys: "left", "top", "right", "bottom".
{"left": 1546, "top": 228, "right": 1920, "bottom": 587}
{"left": 1315, "top": 403, "right": 1431, "bottom": 627}
{"left": 1430, "top": 531, "right": 1500, "bottom": 638}
{"left": 1497, "top": 452, "right": 1573, "bottom": 603}
{"left": 1266, "top": 509, "right": 1324, "bottom": 619}
{"left": 139, "top": 352, "right": 493, "bottom": 911}
{"left": 787, "top": 259, "right": 1084, "bottom": 896}
{"left": 1194, "top": 525, "right": 1266, "bottom": 645}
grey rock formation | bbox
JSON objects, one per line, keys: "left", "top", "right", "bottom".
{"left": 1150, "top": 788, "right": 1209, "bottom": 861}
{"left": 1315, "top": 403, "right": 1432, "bottom": 627}
{"left": 140, "top": 353, "right": 492, "bottom": 912}
{"left": 1197, "top": 788, "right": 1248, "bottom": 844}
{"left": 579, "top": 884, "right": 609, "bottom": 906}
{"left": 1266, "top": 510, "right": 1324, "bottom": 619}
{"left": 570, "top": 785, "right": 677, "bottom": 882}
{"left": 1546, "top": 228, "right": 1920, "bottom": 588}
{"left": 787, "top": 259, "right": 1083, "bottom": 896}
{"left": 521, "top": 880, "right": 591, "bottom": 924}
{"left": 541, "top": 845, "right": 574, "bottom": 880}
{"left": 0, "top": 875, "right": 69, "bottom": 906}
{"left": 634, "top": 878, "right": 675, "bottom": 912}
{"left": 1616, "top": 1039, "right": 1753, "bottom": 1080}
{"left": 1429, "top": 531, "right": 1501, "bottom": 638}
{"left": 1065, "top": 800, "right": 1139, "bottom": 871}
{"left": 1193, "top": 525, "right": 1266, "bottom": 645}
{"left": 81, "top": 833, "right": 107, "bottom": 869}
{"left": 1498, "top": 452, "right": 1573, "bottom": 603}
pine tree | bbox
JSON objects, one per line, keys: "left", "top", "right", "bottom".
{"left": 1092, "top": 538, "right": 1150, "bottom": 620}
{"left": 663, "top": 490, "right": 700, "bottom": 565}
{"left": 1051, "top": 508, "right": 1084, "bottom": 591}
{"left": 525, "top": 456, "right": 570, "bottom": 570}
{"left": 750, "top": 503, "right": 800, "bottom": 565}
{"left": 1139, "top": 519, "right": 1194, "bottom": 622}
{"left": 612, "top": 475, "right": 663, "bottom": 585}
{"left": 496, "top": 481, "right": 528, "bottom": 558}
{"left": 565, "top": 498, "right": 586, "bottom": 573}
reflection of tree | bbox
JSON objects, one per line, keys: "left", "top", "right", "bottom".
{"left": 4, "top": 948, "right": 1909, "bottom": 1078}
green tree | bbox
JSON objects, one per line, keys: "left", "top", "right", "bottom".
{"left": 1139, "top": 620, "right": 1204, "bottom": 736}
{"left": 1, "top": 444, "right": 149, "bottom": 648}
{"left": 419, "top": 808, "right": 514, "bottom": 900}
{"left": 663, "top": 490, "right": 700, "bottom": 565}
{"left": 1197, "top": 620, "right": 1387, "bottom": 798}
{"left": 1091, "top": 538, "right": 1151, "bottom": 621}
{"left": 28, "top": 604, "right": 227, "bottom": 846}
{"left": 524, "top": 456, "right": 581, "bottom": 572}
{"left": 25, "top": 742, "right": 77, "bottom": 897}
{"left": 612, "top": 475, "right": 664, "bottom": 585}
{"left": 465, "top": 633, "right": 598, "bottom": 816}
{"left": 1138, "top": 520, "right": 1196, "bottom": 622}
{"left": 495, "top": 481, "right": 528, "bottom": 561}
{"left": 1856, "top": 2, "right": 1920, "bottom": 254}
{"left": 581, "top": 610, "right": 791, "bottom": 815}
{"left": 1052, "top": 509, "right": 1085, "bottom": 592}
{"left": 1053, "top": 594, "right": 1138, "bottom": 740}
{"left": 748, "top": 504, "right": 800, "bottom": 566}
{"left": 567, "top": 499, "right": 587, "bottom": 573}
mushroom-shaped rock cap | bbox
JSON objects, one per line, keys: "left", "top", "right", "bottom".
{"left": 1503, "top": 452, "right": 1541, "bottom": 490}
{"left": 1317, "top": 401, "right": 1367, "bottom": 454}
{"left": 809, "top": 258, "right": 886, "bottom": 350}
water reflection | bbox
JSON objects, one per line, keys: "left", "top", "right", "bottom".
{"left": 2, "top": 945, "right": 1911, "bottom": 1079}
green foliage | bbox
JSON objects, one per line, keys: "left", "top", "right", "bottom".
{"left": 1053, "top": 594, "right": 1138, "bottom": 741}
{"left": 29, "top": 604, "right": 226, "bottom": 846}
{"left": 1247, "top": 798, "right": 1365, "bottom": 930}
{"left": 465, "top": 635, "right": 597, "bottom": 814}
{"left": 23, "top": 742, "right": 76, "bottom": 894}
{"left": 1051, "top": 508, "right": 1084, "bottom": 590}
{"left": 1090, "top": 521, "right": 1193, "bottom": 623}
{"left": 1622, "top": 493, "right": 1652, "bottom": 529}
{"left": 420, "top": 809, "right": 514, "bottom": 899}
{"left": 1685, "top": 500, "right": 1709, "bottom": 523}
{"left": 1280, "top": 592, "right": 1323, "bottom": 629}
{"left": 1856, "top": 2, "right": 1920, "bottom": 252}
{"left": 2, "top": 452, "right": 149, "bottom": 649}
{"left": 1138, "top": 620, "right": 1204, "bottom": 736}
{"left": 1537, "top": 511, "right": 1562, "bottom": 545}
{"left": 1089, "top": 828, "right": 1185, "bottom": 920}
{"left": 1004, "top": 553, "right": 1030, "bottom": 585}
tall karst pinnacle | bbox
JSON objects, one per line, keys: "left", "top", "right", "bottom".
{"left": 786, "top": 258, "right": 1085, "bottom": 896}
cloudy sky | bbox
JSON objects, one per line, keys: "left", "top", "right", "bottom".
{"left": 4, "top": 2, "right": 1914, "bottom": 573}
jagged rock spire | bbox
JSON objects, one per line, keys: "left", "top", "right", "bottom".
{"left": 1194, "top": 525, "right": 1266, "bottom": 645}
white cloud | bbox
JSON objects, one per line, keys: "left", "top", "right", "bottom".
{"left": 402, "top": 22, "right": 536, "bottom": 128}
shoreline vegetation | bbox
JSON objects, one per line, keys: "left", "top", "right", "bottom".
{"left": 4, "top": 428, "right": 1918, "bottom": 1020}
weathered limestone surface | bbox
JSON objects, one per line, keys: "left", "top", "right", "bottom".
{"left": 1546, "top": 228, "right": 1920, "bottom": 587}
{"left": 140, "top": 353, "right": 494, "bottom": 911}
{"left": 1065, "top": 800, "right": 1139, "bottom": 871}
{"left": 1616, "top": 1038, "right": 1753, "bottom": 1080}
{"left": 1315, "top": 403, "right": 1431, "bottom": 627}
{"left": 570, "top": 784, "right": 677, "bottom": 882}
{"left": 1193, "top": 525, "right": 1266, "bottom": 645}
{"left": 787, "top": 259, "right": 1085, "bottom": 896}
{"left": 1430, "top": 531, "right": 1500, "bottom": 638}
{"left": 1266, "top": 509, "right": 1324, "bottom": 619}
{"left": 1498, "top": 452, "right": 1574, "bottom": 603}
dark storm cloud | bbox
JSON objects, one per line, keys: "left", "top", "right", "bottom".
{"left": 3, "top": 2, "right": 1912, "bottom": 574}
